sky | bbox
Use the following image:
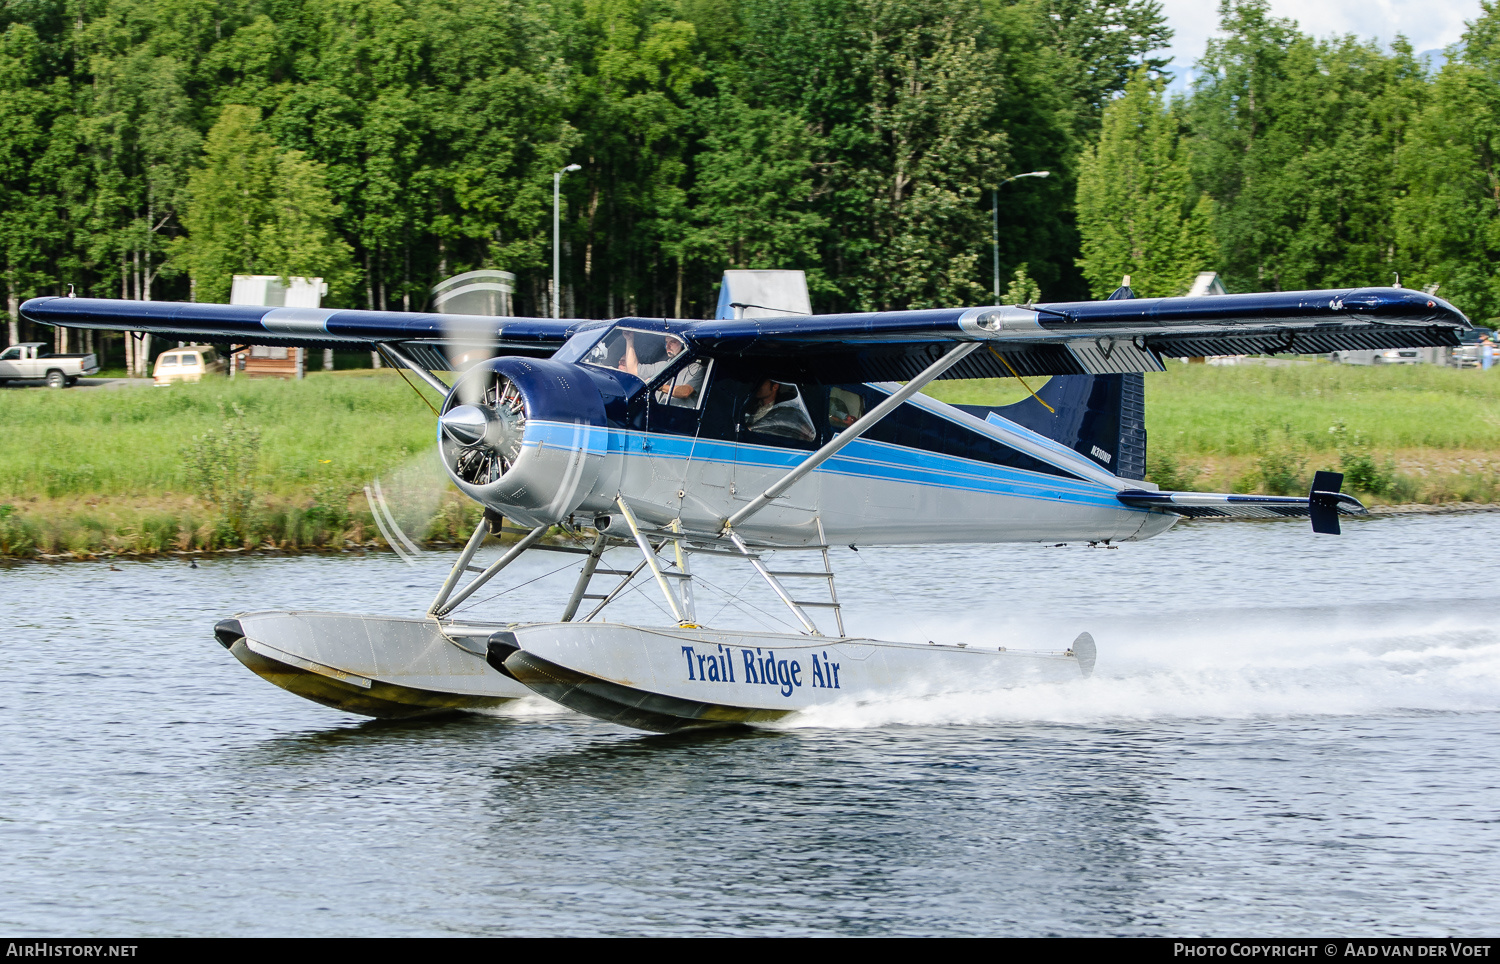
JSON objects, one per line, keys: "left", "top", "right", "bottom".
{"left": 1157, "top": 0, "right": 1484, "bottom": 84}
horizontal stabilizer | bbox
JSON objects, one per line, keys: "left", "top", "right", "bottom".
{"left": 1118, "top": 472, "right": 1364, "bottom": 534}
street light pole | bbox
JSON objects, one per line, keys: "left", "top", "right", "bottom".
{"left": 992, "top": 170, "right": 1050, "bottom": 303}
{"left": 554, "top": 163, "right": 582, "bottom": 320}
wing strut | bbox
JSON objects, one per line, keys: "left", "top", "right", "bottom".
{"left": 721, "top": 340, "right": 980, "bottom": 532}
{"left": 376, "top": 342, "right": 452, "bottom": 396}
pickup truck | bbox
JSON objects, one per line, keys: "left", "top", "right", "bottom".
{"left": 0, "top": 342, "right": 100, "bottom": 387}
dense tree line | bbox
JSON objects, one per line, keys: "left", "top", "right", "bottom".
{"left": 1079, "top": 0, "right": 1500, "bottom": 326}
{"left": 9, "top": 0, "right": 1500, "bottom": 359}
{"left": 0, "top": 0, "right": 1169, "bottom": 351}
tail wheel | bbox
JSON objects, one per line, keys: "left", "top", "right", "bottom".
{"left": 45, "top": 370, "right": 64, "bottom": 389}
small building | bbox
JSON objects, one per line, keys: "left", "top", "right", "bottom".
{"left": 1183, "top": 272, "right": 1235, "bottom": 364}
{"left": 228, "top": 275, "right": 326, "bottom": 379}
{"left": 1185, "top": 271, "right": 1228, "bottom": 298}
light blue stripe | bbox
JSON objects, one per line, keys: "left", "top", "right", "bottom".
{"left": 523, "top": 422, "right": 1135, "bottom": 511}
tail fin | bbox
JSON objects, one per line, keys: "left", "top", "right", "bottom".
{"left": 951, "top": 280, "right": 1146, "bottom": 479}
{"left": 952, "top": 374, "right": 1147, "bottom": 480}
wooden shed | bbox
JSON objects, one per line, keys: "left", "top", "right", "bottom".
{"left": 232, "top": 344, "right": 306, "bottom": 379}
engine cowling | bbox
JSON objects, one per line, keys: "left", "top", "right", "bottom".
{"left": 437, "top": 357, "right": 612, "bottom": 526}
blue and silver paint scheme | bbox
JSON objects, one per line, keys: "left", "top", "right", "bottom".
{"left": 18, "top": 287, "right": 1466, "bottom": 728}
{"left": 448, "top": 334, "right": 1170, "bottom": 547}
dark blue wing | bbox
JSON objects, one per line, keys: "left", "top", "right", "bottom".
{"left": 20, "top": 297, "right": 588, "bottom": 356}
{"left": 24, "top": 286, "right": 1469, "bottom": 381}
{"left": 673, "top": 287, "right": 1468, "bottom": 381}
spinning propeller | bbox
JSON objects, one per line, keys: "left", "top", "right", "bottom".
{"left": 363, "top": 292, "right": 528, "bottom": 561}
{"left": 439, "top": 367, "right": 527, "bottom": 486}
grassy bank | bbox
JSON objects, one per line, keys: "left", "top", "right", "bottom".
{"left": 3, "top": 362, "right": 1499, "bottom": 558}
{"left": 0, "top": 371, "right": 468, "bottom": 558}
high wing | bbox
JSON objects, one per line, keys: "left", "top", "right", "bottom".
{"left": 676, "top": 286, "right": 1468, "bottom": 382}
{"left": 22, "top": 285, "right": 1468, "bottom": 382}
{"left": 19, "top": 297, "right": 592, "bottom": 365}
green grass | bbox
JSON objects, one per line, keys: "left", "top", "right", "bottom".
{"left": 0, "top": 370, "right": 435, "bottom": 500}
{"left": 0, "top": 371, "right": 469, "bottom": 557}
{"left": 1141, "top": 362, "right": 1500, "bottom": 455}
{"left": 4, "top": 361, "right": 1500, "bottom": 557}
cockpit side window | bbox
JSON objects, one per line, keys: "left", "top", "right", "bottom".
{"left": 743, "top": 378, "right": 816, "bottom": 443}
{"left": 691, "top": 365, "right": 823, "bottom": 450}
{"left": 827, "top": 387, "right": 864, "bottom": 433}
{"left": 652, "top": 357, "right": 710, "bottom": 411}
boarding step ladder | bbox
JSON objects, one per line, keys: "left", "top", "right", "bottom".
{"left": 561, "top": 528, "right": 693, "bottom": 623}
{"left": 691, "top": 517, "right": 844, "bottom": 636}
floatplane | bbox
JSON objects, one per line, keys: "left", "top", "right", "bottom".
{"left": 23, "top": 275, "right": 1469, "bottom": 731}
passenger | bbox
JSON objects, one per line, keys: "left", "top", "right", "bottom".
{"left": 828, "top": 393, "right": 858, "bottom": 429}
{"left": 745, "top": 379, "right": 816, "bottom": 441}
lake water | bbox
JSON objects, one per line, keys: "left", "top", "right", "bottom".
{"left": 3, "top": 512, "right": 1498, "bottom": 936}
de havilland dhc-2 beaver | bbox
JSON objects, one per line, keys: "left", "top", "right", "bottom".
{"left": 22, "top": 274, "right": 1470, "bottom": 731}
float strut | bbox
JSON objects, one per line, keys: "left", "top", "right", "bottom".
{"left": 560, "top": 530, "right": 609, "bottom": 621}
{"left": 727, "top": 530, "right": 820, "bottom": 635}
{"left": 615, "top": 497, "right": 689, "bottom": 626}
{"left": 429, "top": 517, "right": 491, "bottom": 615}
{"left": 432, "top": 523, "right": 549, "bottom": 618}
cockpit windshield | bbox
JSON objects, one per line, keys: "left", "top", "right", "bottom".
{"left": 582, "top": 327, "right": 707, "bottom": 409}
{"left": 583, "top": 328, "right": 686, "bottom": 385}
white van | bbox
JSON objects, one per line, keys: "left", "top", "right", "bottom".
{"left": 153, "top": 346, "right": 226, "bottom": 385}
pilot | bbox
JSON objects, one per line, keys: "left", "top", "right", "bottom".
{"left": 621, "top": 332, "right": 703, "bottom": 407}
{"left": 655, "top": 337, "right": 705, "bottom": 408}
{"left": 745, "top": 378, "right": 816, "bottom": 441}
{"left": 618, "top": 330, "right": 669, "bottom": 382}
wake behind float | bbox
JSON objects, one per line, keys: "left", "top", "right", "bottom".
{"left": 22, "top": 277, "right": 1457, "bottom": 731}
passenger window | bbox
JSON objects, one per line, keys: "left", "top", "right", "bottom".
{"left": 744, "top": 379, "right": 815, "bottom": 442}
{"left": 160, "top": 355, "right": 178, "bottom": 367}
{"left": 653, "top": 358, "right": 710, "bottom": 411}
{"left": 827, "top": 387, "right": 864, "bottom": 432}
{"left": 0, "top": 347, "right": 19, "bottom": 361}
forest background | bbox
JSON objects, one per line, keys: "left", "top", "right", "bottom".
{"left": 6, "top": 0, "right": 1500, "bottom": 351}
{"left": 7, "top": 0, "right": 1500, "bottom": 556}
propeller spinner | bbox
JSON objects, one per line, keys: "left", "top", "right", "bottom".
{"left": 434, "top": 355, "right": 613, "bottom": 526}
{"left": 440, "top": 371, "right": 526, "bottom": 485}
